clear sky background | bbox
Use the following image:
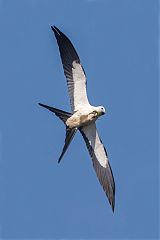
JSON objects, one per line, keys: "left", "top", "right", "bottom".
{"left": 0, "top": 0, "right": 158, "bottom": 239}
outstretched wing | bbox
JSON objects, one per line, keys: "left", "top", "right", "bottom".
{"left": 80, "top": 123, "right": 115, "bottom": 212}
{"left": 51, "top": 26, "right": 90, "bottom": 112}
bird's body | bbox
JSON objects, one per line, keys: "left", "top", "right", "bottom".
{"left": 66, "top": 106, "right": 104, "bottom": 128}
{"left": 39, "top": 26, "right": 115, "bottom": 212}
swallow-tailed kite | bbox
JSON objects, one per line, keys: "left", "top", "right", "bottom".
{"left": 39, "top": 26, "right": 115, "bottom": 212}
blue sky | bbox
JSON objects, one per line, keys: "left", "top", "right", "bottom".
{"left": 0, "top": 0, "right": 158, "bottom": 239}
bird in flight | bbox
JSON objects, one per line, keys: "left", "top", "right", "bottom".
{"left": 39, "top": 26, "right": 115, "bottom": 212}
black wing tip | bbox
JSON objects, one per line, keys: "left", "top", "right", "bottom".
{"left": 111, "top": 199, "right": 115, "bottom": 213}
{"left": 51, "top": 25, "right": 61, "bottom": 35}
{"left": 109, "top": 185, "right": 115, "bottom": 213}
{"left": 51, "top": 25, "right": 56, "bottom": 34}
{"left": 109, "top": 187, "right": 115, "bottom": 212}
{"left": 105, "top": 189, "right": 115, "bottom": 213}
{"left": 51, "top": 25, "right": 55, "bottom": 31}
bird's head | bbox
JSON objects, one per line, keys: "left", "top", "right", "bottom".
{"left": 97, "top": 106, "right": 106, "bottom": 116}
{"left": 91, "top": 106, "right": 106, "bottom": 118}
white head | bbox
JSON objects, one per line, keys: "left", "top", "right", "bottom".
{"left": 94, "top": 106, "right": 106, "bottom": 116}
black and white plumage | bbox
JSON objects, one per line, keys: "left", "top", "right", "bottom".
{"left": 80, "top": 123, "right": 115, "bottom": 211}
{"left": 39, "top": 26, "right": 115, "bottom": 212}
{"left": 52, "top": 26, "right": 89, "bottom": 112}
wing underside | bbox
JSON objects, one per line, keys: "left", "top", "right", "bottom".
{"left": 51, "top": 26, "right": 90, "bottom": 112}
{"left": 80, "top": 123, "right": 115, "bottom": 211}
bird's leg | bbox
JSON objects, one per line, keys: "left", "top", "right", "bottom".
{"left": 88, "top": 111, "right": 98, "bottom": 120}
{"left": 92, "top": 111, "right": 98, "bottom": 117}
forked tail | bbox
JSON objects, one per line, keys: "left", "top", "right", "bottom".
{"left": 39, "top": 103, "right": 77, "bottom": 162}
{"left": 39, "top": 103, "right": 72, "bottom": 123}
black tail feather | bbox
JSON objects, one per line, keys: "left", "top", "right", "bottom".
{"left": 39, "top": 102, "right": 77, "bottom": 162}
{"left": 58, "top": 127, "right": 77, "bottom": 163}
{"left": 38, "top": 103, "right": 72, "bottom": 123}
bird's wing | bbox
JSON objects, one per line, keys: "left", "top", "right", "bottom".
{"left": 51, "top": 26, "right": 90, "bottom": 112}
{"left": 80, "top": 123, "right": 115, "bottom": 212}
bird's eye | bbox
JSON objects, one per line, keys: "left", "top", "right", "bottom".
{"left": 101, "top": 107, "right": 103, "bottom": 110}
